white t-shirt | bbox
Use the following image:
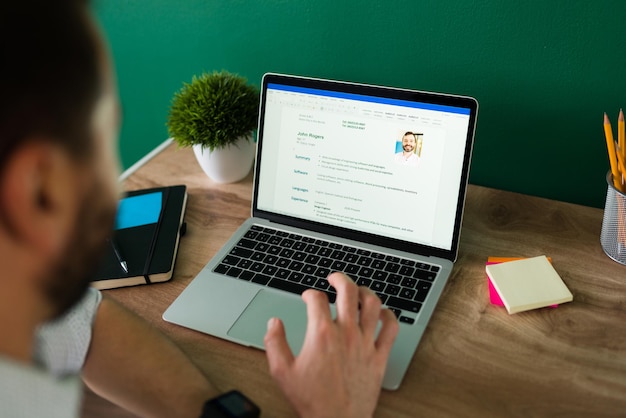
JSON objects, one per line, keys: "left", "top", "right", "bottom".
{"left": 0, "top": 287, "right": 102, "bottom": 417}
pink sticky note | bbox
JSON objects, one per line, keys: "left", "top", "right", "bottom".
{"left": 486, "top": 258, "right": 558, "bottom": 309}
{"left": 486, "top": 261, "right": 505, "bottom": 306}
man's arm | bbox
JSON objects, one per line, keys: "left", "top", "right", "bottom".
{"left": 82, "top": 295, "right": 218, "bottom": 418}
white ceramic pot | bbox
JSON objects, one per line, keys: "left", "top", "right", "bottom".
{"left": 192, "top": 135, "right": 255, "bottom": 183}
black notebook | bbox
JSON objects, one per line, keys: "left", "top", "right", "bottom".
{"left": 91, "top": 185, "right": 188, "bottom": 290}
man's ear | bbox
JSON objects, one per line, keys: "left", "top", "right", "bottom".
{"left": 0, "top": 141, "right": 80, "bottom": 258}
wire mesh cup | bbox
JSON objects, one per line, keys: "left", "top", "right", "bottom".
{"left": 600, "top": 171, "right": 626, "bottom": 265}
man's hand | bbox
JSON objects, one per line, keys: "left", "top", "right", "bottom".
{"left": 264, "top": 272, "right": 399, "bottom": 418}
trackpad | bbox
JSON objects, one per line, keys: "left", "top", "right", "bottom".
{"left": 228, "top": 289, "right": 308, "bottom": 355}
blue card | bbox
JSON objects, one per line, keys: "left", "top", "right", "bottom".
{"left": 115, "top": 191, "right": 162, "bottom": 230}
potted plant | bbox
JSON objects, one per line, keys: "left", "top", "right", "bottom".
{"left": 167, "top": 70, "right": 259, "bottom": 183}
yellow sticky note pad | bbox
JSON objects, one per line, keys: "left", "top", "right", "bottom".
{"left": 485, "top": 255, "right": 573, "bottom": 314}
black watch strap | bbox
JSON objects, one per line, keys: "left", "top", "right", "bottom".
{"left": 201, "top": 390, "right": 260, "bottom": 418}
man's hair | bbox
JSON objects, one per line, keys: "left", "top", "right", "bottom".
{"left": 0, "top": 0, "right": 100, "bottom": 169}
{"left": 403, "top": 131, "right": 415, "bottom": 138}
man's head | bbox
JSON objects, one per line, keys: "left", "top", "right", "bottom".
{"left": 401, "top": 132, "right": 416, "bottom": 154}
{"left": 0, "top": 1, "right": 120, "bottom": 322}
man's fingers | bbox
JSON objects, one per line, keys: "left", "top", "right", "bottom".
{"left": 375, "top": 308, "right": 399, "bottom": 358}
{"left": 302, "top": 288, "right": 333, "bottom": 329}
{"left": 357, "top": 287, "right": 382, "bottom": 339}
{"left": 264, "top": 317, "right": 294, "bottom": 381}
{"left": 327, "top": 272, "right": 358, "bottom": 327}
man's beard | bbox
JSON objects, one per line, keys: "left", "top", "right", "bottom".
{"left": 42, "top": 178, "right": 117, "bottom": 319}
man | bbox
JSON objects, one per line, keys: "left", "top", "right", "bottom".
{"left": 394, "top": 131, "right": 419, "bottom": 166}
{"left": 0, "top": 1, "right": 399, "bottom": 417}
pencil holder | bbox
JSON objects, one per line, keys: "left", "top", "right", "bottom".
{"left": 600, "top": 171, "right": 626, "bottom": 265}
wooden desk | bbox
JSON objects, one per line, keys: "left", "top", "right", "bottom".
{"left": 82, "top": 143, "right": 626, "bottom": 417}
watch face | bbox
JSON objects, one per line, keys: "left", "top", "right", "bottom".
{"left": 218, "top": 391, "right": 256, "bottom": 415}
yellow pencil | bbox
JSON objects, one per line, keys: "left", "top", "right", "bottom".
{"left": 617, "top": 109, "right": 626, "bottom": 186}
{"left": 604, "top": 112, "right": 622, "bottom": 191}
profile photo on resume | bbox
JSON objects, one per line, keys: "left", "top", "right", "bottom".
{"left": 394, "top": 131, "right": 423, "bottom": 166}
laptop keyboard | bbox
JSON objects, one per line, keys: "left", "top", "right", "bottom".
{"left": 213, "top": 225, "right": 440, "bottom": 324}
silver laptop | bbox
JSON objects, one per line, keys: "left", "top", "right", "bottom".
{"left": 163, "top": 73, "right": 478, "bottom": 390}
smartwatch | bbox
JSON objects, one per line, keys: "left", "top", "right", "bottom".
{"left": 201, "top": 390, "right": 260, "bottom": 418}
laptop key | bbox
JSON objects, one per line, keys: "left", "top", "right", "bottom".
{"left": 414, "top": 269, "right": 436, "bottom": 281}
{"left": 414, "top": 281, "right": 433, "bottom": 302}
{"left": 268, "top": 236, "right": 282, "bottom": 245}
{"left": 399, "top": 265, "right": 415, "bottom": 276}
{"left": 387, "top": 297, "right": 422, "bottom": 313}
{"left": 401, "top": 277, "right": 417, "bottom": 288}
{"left": 371, "top": 280, "right": 385, "bottom": 292}
{"left": 268, "top": 278, "right": 308, "bottom": 295}
{"left": 275, "top": 258, "right": 290, "bottom": 268}
{"left": 331, "top": 260, "right": 347, "bottom": 271}
{"left": 386, "top": 274, "right": 402, "bottom": 285}
{"left": 225, "top": 267, "right": 243, "bottom": 278}
{"left": 293, "top": 241, "right": 307, "bottom": 251}
{"left": 276, "top": 268, "right": 290, "bottom": 279}
{"left": 318, "top": 258, "right": 333, "bottom": 268}
{"left": 302, "top": 275, "right": 316, "bottom": 286}
{"left": 279, "top": 249, "right": 295, "bottom": 258}
{"left": 389, "top": 308, "right": 401, "bottom": 318}
{"left": 251, "top": 252, "right": 265, "bottom": 262}
{"left": 267, "top": 245, "right": 281, "bottom": 255}
{"left": 214, "top": 263, "right": 229, "bottom": 274}
{"left": 384, "top": 263, "right": 400, "bottom": 273}
{"left": 257, "top": 233, "right": 271, "bottom": 242}
{"left": 345, "top": 264, "right": 360, "bottom": 275}
{"left": 237, "top": 238, "right": 256, "bottom": 249}
{"left": 293, "top": 251, "right": 307, "bottom": 261}
{"left": 262, "top": 265, "right": 278, "bottom": 276}
{"left": 399, "top": 287, "right": 416, "bottom": 300}
{"left": 239, "top": 270, "right": 255, "bottom": 281}
{"left": 288, "top": 272, "right": 304, "bottom": 282}
{"left": 385, "top": 284, "right": 401, "bottom": 296}
{"left": 252, "top": 274, "right": 272, "bottom": 285}
{"left": 244, "top": 230, "right": 259, "bottom": 239}
{"left": 371, "top": 259, "right": 386, "bottom": 270}
{"left": 399, "top": 316, "right": 415, "bottom": 324}
{"left": 250, "top": 262, "right": 264, "bottom": 272}
{"left": 344, "top": 253, "right": 359, "bottom": 263}
{"left": 357, "top": 256, "right": 372, "bottom": 267}
{"left": 237, "top": 259, "right": 253, "bottom": 269}
{"left": 304, "top": 244, "right": 320, "bottom": 254}
{"left": 305, "top": 254, "right": 320, "bottom": 264}
{"left": 222, "top": 255, "right": 241, "bottom": 266}
{"left": 280, "top": 239, "right": 295, "bottom": 248}
{"left": 315, "top": 278, "right": 330, "bottom": 290}
{"left": 357, "top": 277, "right": 372, "bottom": 287}
{"left": 315, "top": 267, "right": 331, "bottom": 278}
{"left": 230, "top": 247, "right": 253, "bottom": 258}
{"left": 301, "top": 264, "right": 317, "bottom": 275}
{"left": 288, "top": 261, "right": 304, "bottom": 271}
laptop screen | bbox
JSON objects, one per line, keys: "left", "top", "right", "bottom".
{"left": 254, "top": 74, "right": 478, "bottom": 260}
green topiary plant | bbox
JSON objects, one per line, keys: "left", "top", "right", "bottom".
{"left": 167, "top": 70, "right": 259, "bottom": 152}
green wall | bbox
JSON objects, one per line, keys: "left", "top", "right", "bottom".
{"left": 93, "top": 0, "right": 626, "bottom": 208}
